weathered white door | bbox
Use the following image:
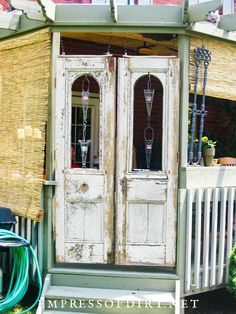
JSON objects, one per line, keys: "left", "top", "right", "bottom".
{"left": 55, "top": 56, "right": 116, "bottom": 263}
{"left": 116, "top": 57, "right": 179, "bottom": 266}
{"left": 55, "top": 55, "right": 179, "bottom": 266}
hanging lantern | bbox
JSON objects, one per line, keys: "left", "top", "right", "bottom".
{"left": 144, "top": 126, "right": 154, "bottom": 170}
{"left": 144, "top": 74, "right": 155, "bottom": 117}
{"left": 79, "top": 139, "right": 91, "bottom": 168}
{"left": 144, "top": 89, "right": 155, "bottom": 116}
{"left": 78, "top": 75, "right": 91, "bottom": 168}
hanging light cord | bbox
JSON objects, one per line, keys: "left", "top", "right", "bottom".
{"left": 0, "top": 229, "right": 42, "bottom": 313}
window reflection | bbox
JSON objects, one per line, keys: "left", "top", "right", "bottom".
{"left": 71, "top": 75, "right": 100, "bottom": 169}
{"left": 133, "top": 74, "right": 163, "bottom": 171}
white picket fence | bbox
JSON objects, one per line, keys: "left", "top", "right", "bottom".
{"left": 185, "top": 187, "right": 236, "bottom": 293}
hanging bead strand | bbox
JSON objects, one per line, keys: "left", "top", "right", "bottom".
{"left": 79, "top": 75, "right": 91, "bottom": 168}
{"left": 144, "top": 73, "right": 155, "bottom": 170}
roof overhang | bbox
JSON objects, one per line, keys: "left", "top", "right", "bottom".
{"left": 0, "top": 0, "right": 235, "bottom": 44}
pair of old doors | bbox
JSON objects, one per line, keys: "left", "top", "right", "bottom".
{"left": 55, "top": 55, "right": 179, "bottom": 266}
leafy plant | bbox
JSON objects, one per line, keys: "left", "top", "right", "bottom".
{"left": 228, "top": 243, "right": 236, "bottom": 296}
{"left": 202, "top": 136, "right": 216, "bottom": 149}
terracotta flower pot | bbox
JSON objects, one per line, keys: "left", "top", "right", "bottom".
{"left": 203, "top": 148, "right": 215, "bottom": 167}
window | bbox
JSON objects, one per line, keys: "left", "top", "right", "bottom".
{"left": 71, "top": 75, "right": 100, "bottom": 169}
{"left": 133, "top": 74, "right": 163, "bottom": 171}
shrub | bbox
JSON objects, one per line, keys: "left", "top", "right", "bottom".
{"left": 228, "top": 243, "right": 236, "bottom": 296}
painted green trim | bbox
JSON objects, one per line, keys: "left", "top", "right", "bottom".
{"left": 43, "top": 185, "right": 54, "bottom": 273}
{"left": 178, "top": 35, "right": 189, "bottom": 174}
{"left": 0, "top": 15, "right": 49, "bottom": 40}
{"left": 188, "top": 0, "right": 222, "bottom": 23}
{"left": 52, "top": 25, "right": 186, "bottom": 34}
{"left": 49, "top": 272, "right": 177, "bottom": 292}
{"left": 43, "top": 32, "right": 61, "bottom": 274}
{"left": 48, "top": 267, "right": 179, "bottom": 280}
{"left": 182, "top": 0, "right": 189, "bottom": 24}
{"left": 187, "top": 25, "right": 236, "bottom": 45}
{"left": 55, "top": 5, "right": 183, "bottom": 26}
{"left": 176, "top": 189, "right": 187, "bottom": 295}
{"left": 220, "top": 14, "right": 236, "bottom": 32}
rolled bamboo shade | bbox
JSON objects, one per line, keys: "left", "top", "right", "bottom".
{"left": 0, "top": 28, "right": 51, "bottom": 221}
{"left": 190, "top": 36, "right": 236, "bottom": 101}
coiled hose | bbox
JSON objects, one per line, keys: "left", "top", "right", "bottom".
{"left": 0, "top": 229, "right": 42, "bottom": 313}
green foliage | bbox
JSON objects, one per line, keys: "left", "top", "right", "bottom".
{"left": 3, "top": 304, "right": 35, "bottom": 313}
{"left": 228, "top": 243, "right": 236, "bottom": 296}
{"left": 202, "top": 136, "right": 216, "bottom": 149}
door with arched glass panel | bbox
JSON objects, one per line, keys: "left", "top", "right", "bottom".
{"left": 55, "top": 56, "right": 116, "bottom": 263}
{"left": 55, "top": 55, "right": 179, "bottom": 266}
{"left": 116, "top": 57, "right": 179, "bottom": 266}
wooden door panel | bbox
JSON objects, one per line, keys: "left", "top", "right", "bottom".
{"left": 65, "top": 174, "right": 104, "bottom": 201}
{"left": 116, "top": 56, "right": 179, "bottom": 266}
{"left": 127, "top": 203, "right": 165, "bottom": 244}
{"left": 127, "top": 178, "right": 167, "bottom": 202}
{"left": 125, "top": 245, "right": 165, "bottom": 265}
{"left": 65, "top": 202, "right": 103, "bottom": 242}
{"left": 55, "top": 56, "right": 116, "bottom": 264}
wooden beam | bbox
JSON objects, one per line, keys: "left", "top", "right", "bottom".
{"left": 219, "top": 14, "right": 236, "bottom": 32}
{"left": 110, "top": 0, "right": 118, "bottom": 23}
{"left": 10, "top": 0, "right": 46, "bottom": 21}
{"left": 189, "top": 21, "right": 236, "bottom": 43}
{"left": 37, "top": 0, "right": 56, "bottom": 22}
{"left": 55, "top": 5, "right": 183, "bottom": 26}
{"left": 0, "top": 11, "right": 21, "bottom": 30}
{"left": 182, "top": 0, "right": 189, "bottom": 24}
{"left": 188, "top": 0, "right": 222, "bottom": 23}
{"left": 0, "top": 15, "right": 47, "bottom": 40}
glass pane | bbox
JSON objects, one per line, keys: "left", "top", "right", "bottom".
{"left": 71, "top": 75, "right": 100, "bottom": 169}
{"left": 133, "top": 74, "right": 163, "bottom": 171}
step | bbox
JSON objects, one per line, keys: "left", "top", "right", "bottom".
{"left": 49, "top": 269, "right": 177, "bottom": 292}
{"left": 44, "top": 285, "right": 176, "bottom": 313}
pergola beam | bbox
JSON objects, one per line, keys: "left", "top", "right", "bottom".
{"left": 10, "top": 0, "right": 46, "bottom": 21}
{"left": 188, "top": 0, "right": 222, "bottom": 23}
{"left": 54, "top": 5, "right": 183, "bottom": 26}
{"left": 0, "top": 11, "right": 21, "bottom": 30}
{"left": 37, "top": 0, "right": 56, "bottom": 22}
{"left": 219, "top": 14, "right": 236, "bottom": 31}
{"left": 110, "top": 0, "right": 118, "bottom": 23}
{"left": 189, "top": 21, "right": 236, "bottom": 43}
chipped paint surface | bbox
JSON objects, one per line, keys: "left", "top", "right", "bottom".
{"left": 55, "top": 56, "right": 115, "bottom": 264}
{"left": 55, "top": 55, "right": 179, "bottom": 266}
{"left": 115, "top": 57, "right": 179, "bottom": 266}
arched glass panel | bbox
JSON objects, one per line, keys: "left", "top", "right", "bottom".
{"left": 71, "top": 75, "right": 100, "bottom": 169}
{"left": 133, "top": 74, "right": 163, "bottom": 171}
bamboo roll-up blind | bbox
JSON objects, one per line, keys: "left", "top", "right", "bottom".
{"left": 0, "top": 28, "right": 51, "bottom": 221}
{"left": 189, "top": 36, "right": 236, "bottom": 101}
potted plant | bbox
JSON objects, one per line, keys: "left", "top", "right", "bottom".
{"left": 202, "top": 136, "right": 216, "bottom": 166}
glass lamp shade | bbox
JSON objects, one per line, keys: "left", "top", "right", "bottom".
{"left": 79, "top": 139, "right": 91, "bottom": 168}
{"left": 82, "top": 90, "right": 89, "bottom": 120}
{"left": 144, "top": 89, "right": 155, "bottom": 117}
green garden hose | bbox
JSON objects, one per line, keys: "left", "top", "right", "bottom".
{"left": 0, "top": 229, "right": 42, "bottom": 313}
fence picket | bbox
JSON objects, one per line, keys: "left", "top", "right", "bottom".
{"left": 202, "top": 188, "right": 211, "bottom": 288}
{"left": 210, "top": 188, "right": 219, "bottom": 287}
{"left": 185, "top": 189, "right": 194, "bottom": 292}
{"left": 217, "top": 188, "right": 228, "bottom": 285}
